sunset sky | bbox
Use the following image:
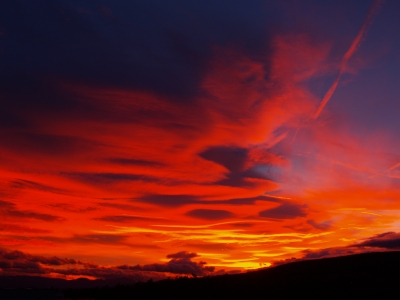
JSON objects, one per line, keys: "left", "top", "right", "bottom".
{"left": 1, "top": 0, "right": 400, "bottom": 281}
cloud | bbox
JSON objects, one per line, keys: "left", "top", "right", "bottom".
{"left": 186, "top": 209, "right": 235, "bottom": 220}
{"left": 0, "top": 247, "right": 82, "bottom": 275}
{"left": 1, "top": 0, "right": 397, "bottom": 277}
{"left": 0, "top": 247, "right": 214, "bottom": 280}
{"left": 307, "top": 219, "right": 332, "bottom": 231}
{"left": 98, "top": 202, "right": 145, "bottom": 211}
{"left": 118, "top": 251, "right": 214, "bottom": 276}
{"left": 63, "top": 172, "right": 157, "bottom": 184}
{"left": 166, "top": 251, "right": 198, "bottom": 260}
{"left": 353, "top": 232, "right": 400, "bottom": 249}
{"left": 223, "top": 195, "right": 281, "bottom": 205}
{"left": 0, "top": 200, "right": 13, "bottom": 209}
{"left": 137, "top": 194, "right": 282, "bottom": 207}
{"left": 0, "top": 200, "right": 63, "bottom": 222}
{"left": 230, "top": 222, "right": 254, "bottom": 227}
{"left": 313, "top": 0, "right": 384, "bottom": 119}
{"left": 259, "top": 202, "right": 307, "bottom": 219}
{"left": 5, "top": 210, "right": 62, "bottom": 222}
{"left": 70, "top": 234, "right": 129, "bottom": 245}
{"left": 1, "top": 132, "right": 98, "bottom": 158}
{"left": 199, "top": 146, "right": 248, "bottom": 173}
{"left": 273, "top": 231, "right": 400, "bottom": 266}
{"left": 11, "top": 179, "right": 66, "bottom": 194}
{"left": 108, "top": 158, "right": 164, "bottom": 167}
{"left": 272, "top": 247, "right": 364, "bottom": 266}
{"left": 95, "top": 215, "right": 160, "bottom": 223}
{"left": 14, "top": 233, "right": 133, "bottom": 248}
{"left": 0, "top": 249, "right": 79, "bottom": 265}
{"left": 198, "top": 143, "right": 272, "bottom": 188}
{"left": 46, "top": 203, "right": 97, "bottom": 213}
{"left": 301, "top": 247, "right": 361, "bottom": 260}
{"left": 139, "top": 195, "right": 201, "bottom": 207}
{"left": 0, "top": 223, "right": 51, "bottom": 234}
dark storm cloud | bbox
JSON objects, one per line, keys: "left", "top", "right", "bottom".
{"left": 0, "top": 199, "right": 63, "bottom": 222}
{"left": 186, "top": 209, "right": 235, "bottom": 220}
{"left": 353, "top": 232, "right": 400, "bottom": 249}
{"left": 259, "top": 202, "right": 308, "bottom": 219}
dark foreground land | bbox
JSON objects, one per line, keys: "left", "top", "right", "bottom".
{"left": 2, "top": 251, "right": 400, "bottom": 299}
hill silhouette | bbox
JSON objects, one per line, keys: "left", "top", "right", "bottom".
{"left": 0, "top": 275, "right": 136, "bottom": 290}
{"left": 2, "top": 251, "right": 400, "bottom": 299}
{"left": 64, "top": 251, "right": 400, "bottom": 299}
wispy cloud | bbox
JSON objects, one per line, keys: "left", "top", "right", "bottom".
{"left": 313, "top": 0, "right": 384, "bottom": 119}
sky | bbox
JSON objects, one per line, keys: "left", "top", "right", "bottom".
{"left": 1, "top": 0, "right": 400, "bottom": 281}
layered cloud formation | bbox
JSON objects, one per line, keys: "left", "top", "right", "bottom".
{"left": 1, "top": 0, "right": 400, "bottom": 279}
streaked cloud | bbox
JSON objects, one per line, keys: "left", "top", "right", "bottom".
{"left": 0, "top": 0, "right": 399, "bottom": 280}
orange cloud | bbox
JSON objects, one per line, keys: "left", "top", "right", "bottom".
{"left": 0, "top": 27, "right": 398, "bottom": 278}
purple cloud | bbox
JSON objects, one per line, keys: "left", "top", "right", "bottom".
{"left": 186, "top": 209, "right": 234, "bottom": 220}
{"left": 353, "top": 232, "right": 400, "bottom": 249}
{"left": 0, "top": 200, "right": 63, "bottom": 222}
{"left": 0, "top": 248, "right": 214, "bottom": 280}
{"left": 307, "top": 219, "right": 332, "bottom": 230}
{"left": 259, "top": 202, "right": 307, "bottom": 219}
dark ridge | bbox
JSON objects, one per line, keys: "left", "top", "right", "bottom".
{"left": 0, "top": 276, "right": 136, "bottom": 289}
{"left": 2, "top": 251, "right": 400, "bottom": 299}
{"left": 65, "top": 251, "right": 400, "bottom": 299}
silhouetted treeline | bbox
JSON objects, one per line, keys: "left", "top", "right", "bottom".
{"left": 64, "top": 251, "right": 400, "bottom": 299}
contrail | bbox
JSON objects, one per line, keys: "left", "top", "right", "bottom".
{"left": 388, "top": 162, "right": 400, "bottom": 172}
{"left": 313, "top": 0, "right": 384, "bottom": 119}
